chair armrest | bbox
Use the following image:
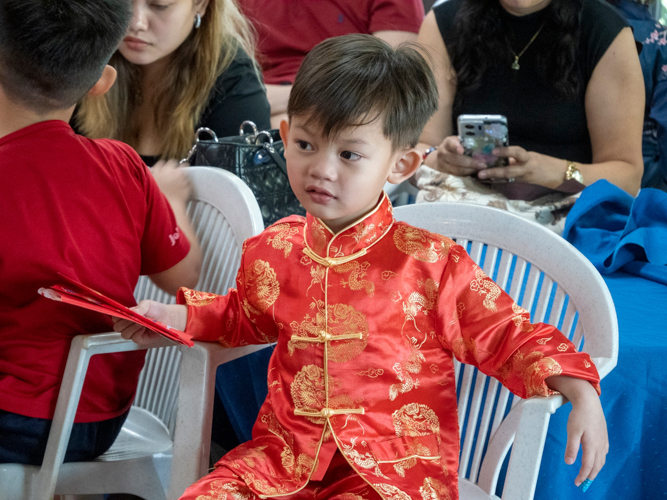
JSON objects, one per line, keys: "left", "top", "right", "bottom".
{"left": 34, "top": 332, "right": 172, "bottom": 500}
{"left": 167, "top": 342, "right": 271, "bottom": 499}
{"left": 477, "top": 394, "right": 565, "bottom": 498}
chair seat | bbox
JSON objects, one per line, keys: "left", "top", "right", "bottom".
{"left": 95, "top": 407, "right": 172, "bottom": 462}
{"left": 459, "top": 478, "right": 501, "bottom": 500}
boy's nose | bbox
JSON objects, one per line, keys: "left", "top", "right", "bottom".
{"left": 309, "top": 155, "right": 338, "bottom": 181}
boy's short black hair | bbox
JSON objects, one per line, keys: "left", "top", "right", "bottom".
{"left": 0, "top": 0, "right": 132, "bottom": 113}
{"left": 288, "top": 34, "right": 439, "bottom": 150}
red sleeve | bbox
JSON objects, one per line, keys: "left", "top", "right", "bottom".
{"left": 437, "top": 244, "right": 601, "bottom": 399}
{"left": 176, "top": 242, "right": 279, "bottom": 346}
{"left": 131, "top": 155, "right": 190, "bottom": 276}
{"left": 369, "top": 0, "right": 424, "bottom": 34}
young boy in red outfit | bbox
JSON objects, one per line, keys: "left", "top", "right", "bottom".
{"left": 0, "top": 0, "right": 200, "bottom": 465}
{"left": 116, "top": 35, "right": 608, "bottom": 500}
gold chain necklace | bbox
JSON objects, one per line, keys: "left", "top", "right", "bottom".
{"left": 511, "top": 23, "right": 545, "bottom": 70}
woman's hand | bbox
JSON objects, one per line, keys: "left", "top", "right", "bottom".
{"left": 151, "top": 159, "right": 193, "bottom": 209}
{"left": 113, "top": 300, "right": 188, "bottom": 346}
{"left": 477, "top": 146, "right": 567, "bottom": 189}
{"left": 432, "top": 136, "right": 488, "bottom": 177}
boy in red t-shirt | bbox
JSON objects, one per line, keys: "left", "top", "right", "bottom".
{"left": 0, "top": 0, "right": 201, "bottom": 464}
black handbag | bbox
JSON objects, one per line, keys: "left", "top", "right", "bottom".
{"left": 185, "top": 121, "right": 306, "bottom": 226}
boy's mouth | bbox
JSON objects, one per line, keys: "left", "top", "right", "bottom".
{"left": 306, "top": 186, "right": 335, "bottom": 203}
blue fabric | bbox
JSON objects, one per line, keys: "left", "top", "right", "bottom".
{"left": 215, "top": 345, "right": 275, "bottom": 443}
{"left": 562, "top": 180, "right": 667, "bottom": 285}
{"left": 616, "top": 0, "right": 667, "bottom": 191}
{"left": 535, "top": 272, "right": 667, "bottom": 499}
{"left": 0, "top": 409, "right": 128, "bottom": 465}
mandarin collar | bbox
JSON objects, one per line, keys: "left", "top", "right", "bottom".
{"left": 303, "top": 193, "right": 394, "bottom": 262}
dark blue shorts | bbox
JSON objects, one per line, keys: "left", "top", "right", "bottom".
{"left": 0, "top": 408, "right": 129, "bottom": 465}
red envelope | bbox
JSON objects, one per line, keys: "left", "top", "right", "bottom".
{"left": 38, "top": 273, "right": 193, "bottom": 347}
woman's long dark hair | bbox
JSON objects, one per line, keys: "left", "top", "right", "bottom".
{"left": 449, "top": 0, "right": 583, "bottom": 103}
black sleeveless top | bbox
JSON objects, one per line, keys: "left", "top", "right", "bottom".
{"left": 434, "top": 0, "right": 627, "bottom": 199}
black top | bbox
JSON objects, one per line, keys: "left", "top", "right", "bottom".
{"left": 141, "top": 49, "right": 271, "bottom": 166}
{"left": 434, "top": 0, "right": 627, "bottom": 199}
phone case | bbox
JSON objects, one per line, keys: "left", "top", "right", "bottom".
{"left": 457, "top": 114, "right": 509, "bottom": 168}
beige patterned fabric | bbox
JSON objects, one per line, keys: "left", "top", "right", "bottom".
{"left": 415, "top": 166, "right": 581, "bottom": 235}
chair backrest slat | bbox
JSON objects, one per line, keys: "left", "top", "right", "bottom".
{"left": 131, "top": 168, "right": 263, "bottom": 435}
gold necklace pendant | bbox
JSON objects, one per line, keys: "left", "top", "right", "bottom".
{"left": 510, "top": 23, "right": 545, "bottom": 71}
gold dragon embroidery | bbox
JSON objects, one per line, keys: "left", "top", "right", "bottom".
{"left": 394, "top": 226, "right": 452, "bottom": 263}
{"left": 469, "top": 265, "right": 501, "bottom": 312}
{"left": 197, "top": 480, "right": 254, "bottom": 500}
{"left": 266, "top": 224, "right": 299, "bottom": 258}
{"left": 373, "top": 483, "right": 412, "bottom": 500}
{"left": 290, "top": 365, "right": 355, "bottom": 424}
{"left": 402, "top": 279, "right": 439, "bottom": 332}
{"left": 511, "top": 303, "right": 534, "bottom": 332}
{"left": 420, "top": 477, "right": 452, "bottom": 500}
{"left": 498, "top": 351, "right": 563, "bottom": 397}
{"left": 180, "top": 289, "right": 217, "bottom": 307}
{"left": 341, "top": 437, "right": 389, "bottom": 479}
{"left": 333, "top": 261, "right": 375, "bottom": 296}
{"left": 241, "top": 260, "right": 280, "bottom": 317}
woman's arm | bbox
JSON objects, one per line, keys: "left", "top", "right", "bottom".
{"left": 416, "top": 12, "right": 490, "bottom": 176}
{"left": 478, "top": 28, "right": 645, "bottom": 195}
{"left": 416, "top": 11, "right": 455, "bottom": 164}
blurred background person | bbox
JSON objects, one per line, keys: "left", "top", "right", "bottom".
{"left": 415, "top": 0, "right": 645, "bottom": 233}
{"left": 239, "top": 0, "right": 425, "bottom": 127}
{"left": 75, "top": 0, "right": 270, "bottom": 167}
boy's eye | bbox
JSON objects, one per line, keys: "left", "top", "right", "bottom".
{"left": 296, "top": 140, "right": 313, "bottom": 151}
{"left": 340, "top": 151, "right": 361, "bottom": 161}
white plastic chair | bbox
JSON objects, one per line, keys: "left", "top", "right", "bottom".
{"left": 0, "top": 167, "right": 267, "bottom": 500}
{"left": 393, "top": 202, "right": 618, "bottom": 500}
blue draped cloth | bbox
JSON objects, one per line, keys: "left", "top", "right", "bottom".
{"left": 535, "top": 271, "right": 667, "bottom": 499}
{"left": 562, "top": 180, "right": 667, "bottom": 285}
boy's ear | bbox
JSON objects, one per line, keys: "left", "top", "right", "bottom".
{"left": 279, "top": 119, "right": 290, "bottom": 145}
{"left": 386, "top": 148, "right": 422, "bottom": 185}
{"left": 87, "top": 65, "right": 117, "bottom": 98}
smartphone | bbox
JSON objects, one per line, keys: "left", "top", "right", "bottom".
{"left": 457, "top": 114, "right": 509, "bottom": 168}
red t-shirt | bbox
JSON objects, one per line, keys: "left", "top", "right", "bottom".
{"left": 0, "top": 121, "right": 190, "bottom": 423}
{"left": 240, "top": 0, "right": 425, "bottom": 84}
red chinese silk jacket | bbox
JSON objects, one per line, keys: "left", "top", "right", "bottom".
{"left": 177, "top": 194, "right": 600, "bottom": 500}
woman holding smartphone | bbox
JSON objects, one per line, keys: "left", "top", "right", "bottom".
{"left": 415, "top": 0, "right": 644, "bottom": 232}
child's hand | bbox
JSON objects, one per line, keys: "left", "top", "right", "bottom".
{"left": 546, "top": 375, "right": 608, "bottom": 488}
{"left": 151, "top": 159, "right": 193, "bottom": 209}
{"left": 112, "top": 300, "right": 188, "bottom": 346}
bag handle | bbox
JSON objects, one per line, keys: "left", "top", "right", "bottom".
{"left": 184, "top": 123, "right": 288, "bottom": 177}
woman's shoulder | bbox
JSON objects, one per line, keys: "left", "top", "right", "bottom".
{"left": 213, "top": 46, "right": 261, "bottom": 93}
{"left": 580, "top": 0, "right": 628, "bottom": 39}
{"left": 432, "top": 0, "right": 466, "bottom": 39}
{"left": 579, "top": 0, "right": 630, "bottom": 77}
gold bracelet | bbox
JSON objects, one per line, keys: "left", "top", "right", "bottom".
{"left": 565, "top": 160, "right": 584, "bottom": 183}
